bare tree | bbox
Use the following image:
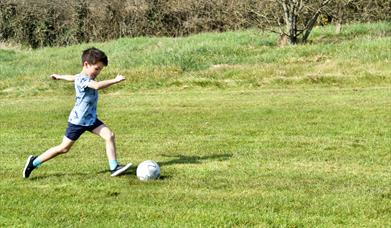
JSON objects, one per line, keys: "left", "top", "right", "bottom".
{"left": 277, "top": 0, "right": 332, "bottom": 44}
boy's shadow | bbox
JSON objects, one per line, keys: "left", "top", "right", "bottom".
{"left": 158, "top": 153, "right": 233, "bottom": 167}
{"left": 29, "top": 172, "right": 89, "bottom": 180}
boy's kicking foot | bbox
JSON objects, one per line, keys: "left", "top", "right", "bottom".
{"left": 111, "top": 163, "right": 132, "bottom": 177}
{"left": 23, "top": 155, "right": 37, "bottom": 178}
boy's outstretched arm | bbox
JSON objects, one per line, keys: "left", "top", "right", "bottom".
{"left": 50, "top": 74, "right": 75, "bottom": 82}
{"left": 88, "top": 75, "right": 125, "bottom": 90}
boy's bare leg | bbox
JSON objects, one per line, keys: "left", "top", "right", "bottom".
{"left": 92, "top": 124, "right": 116, "bottom": 160}
{"left": 23, "top": 136, "right": 74, "bottom": 178}
{"left": 92, "top": 124, "right": 131, "bottom": 176}
{"left": 37, "top": 136, "right": 75, "bottom": 163}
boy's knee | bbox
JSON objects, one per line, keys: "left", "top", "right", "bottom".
{"left": 58, "top": 146, "right": 71, "bottom": 153}
{"left": 106, "top": 132, "right": 115, "bottom": 141}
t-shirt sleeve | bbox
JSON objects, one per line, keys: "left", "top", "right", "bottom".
{"left": 78, "top": 77, "right": 91, "bottom": 90}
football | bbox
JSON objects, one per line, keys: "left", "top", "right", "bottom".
{"left": 136, "top": 160, "right": 160, "bottom": 181}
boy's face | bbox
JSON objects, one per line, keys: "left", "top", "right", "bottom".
{"left": 83, "top": 61, "right": 105, "bottom": 80}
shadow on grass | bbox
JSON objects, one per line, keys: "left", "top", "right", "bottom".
{"left": 96, "top": 165, "right": 172, "bottom": 180}
{"left": 27, "top": 153, "right": 228, "bottom": 180}
{"left": 91, "top": 153, "right": 233, "bottom": 179}
{"left": 29, "top": 166, "right": 136, "bottom": 179}
{"left": 158, "top": 153, "right": 233, "bottom": 167}
{"left": 96, "top": 166, "right": 136, "bottom": 176}
{"left": 29, "top": 172, "right": 89, "bottom": 180}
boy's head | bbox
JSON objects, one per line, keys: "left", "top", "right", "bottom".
{"left": 82, "top": 47, "right": 108, "bottom": 66}
{"left": 81, "top": 47, "right": 108, "bottom": 79}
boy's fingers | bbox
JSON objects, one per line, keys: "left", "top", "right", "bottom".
{"left": 116, "top": 74, "right": 125, "bottom": 81}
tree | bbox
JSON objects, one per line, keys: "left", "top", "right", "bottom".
{"left": 0, "top": 1, "right": 17, "bottom": 41}
{"left": 277, "top": 0, "right": 332, "bottom": 44}
{"left": 75, "top": 0, "right": 89, "bottom": 43}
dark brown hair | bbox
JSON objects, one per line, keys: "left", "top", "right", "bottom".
{"left": 81, "top": 47, "right": 108, "bottom": 66}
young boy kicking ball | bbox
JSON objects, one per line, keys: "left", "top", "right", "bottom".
{"left": 23, "top": 47, "right": 131, "bottom": 178}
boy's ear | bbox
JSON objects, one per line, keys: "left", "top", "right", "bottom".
{"left": 82, "top": 61, "right": 90, "bottom": 67}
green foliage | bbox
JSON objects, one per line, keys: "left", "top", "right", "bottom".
{"left": 0, "top": 0, "right": 390, "bottom": 48}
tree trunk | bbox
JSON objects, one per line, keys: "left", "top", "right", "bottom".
{"left": 302, "top": 10, "right": 321, "bottom": 42}
{"left": 279, "top": 0, "right": 303, "bottom": 44}
{"left": 277, "top": 0, "right": 331, "bottom": 44}
{"left": 335, "top": 22, "right": 342, "bottom": 34}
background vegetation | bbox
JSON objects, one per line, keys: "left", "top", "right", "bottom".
{"left": 1, "top": 22, "right": 390, "bottom": 97}
{"left": 0, "top": 23, "right": 390, "bottom": 226}
{"left": 0, "top": 0, "right": 390, "bottom": 48}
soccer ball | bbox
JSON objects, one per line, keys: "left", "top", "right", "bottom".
{"left": 136, "top": 160, "right": 160, "bottom": 181}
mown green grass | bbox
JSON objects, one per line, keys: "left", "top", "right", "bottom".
{"left": 0, "top": 22, "right": 390, "bottom": 226}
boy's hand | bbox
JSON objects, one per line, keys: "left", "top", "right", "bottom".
{"left": 115, "top": 74, "right": 126, "bottom": 82}
{"left": 50, "top": 74, "right": 60, "bottom": 80}
{"left": 49, "top": 74, "right": 75, "bottom": 82}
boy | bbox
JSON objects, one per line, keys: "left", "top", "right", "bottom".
{"left": 23, "top": 47, "right": 132, "bottom": 178}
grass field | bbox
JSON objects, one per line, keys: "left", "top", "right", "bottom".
{"left": 1, "top": 23, "right": 390, "bottom": 226}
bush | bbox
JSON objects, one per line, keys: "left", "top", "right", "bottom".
{"left": 0, "top": 0, "right": 389, "bottom": 48}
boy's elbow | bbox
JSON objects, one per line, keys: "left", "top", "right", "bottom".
{"left": 91, "top": 85, "right": 101, "bottom": 90}
{"left": 88, "top": 82, "right": 100, "bottom": 90}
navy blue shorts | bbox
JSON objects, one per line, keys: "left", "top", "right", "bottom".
{"left": 65, "top": 119, "right": 104, "bottom": 141}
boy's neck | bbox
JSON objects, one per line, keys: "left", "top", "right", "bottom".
{"left": 81, "top": 70, "right": 91, "bottom": 77}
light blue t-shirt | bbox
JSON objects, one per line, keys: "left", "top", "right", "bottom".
{"left": 68, "top": 73, "right": 98, "bottom": 126}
